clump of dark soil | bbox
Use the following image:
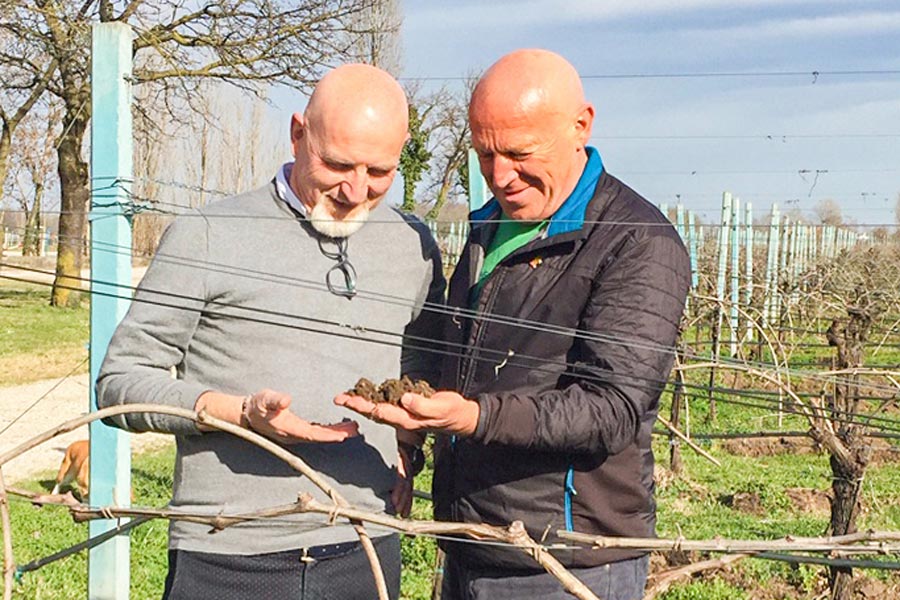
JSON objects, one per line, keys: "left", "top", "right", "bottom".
{"left": 784, "top": 487, "right": 832, "bottom": 515}
{"left": 719, "top": 491, "right": 765, "bottom": 515}
{"left": 348, "top": 375, "right": 434, "bottom": 405}
{"left": 721, "top": 435, "right": 900, "bottom": 465}
{"left": 721, "top": 436, "right": 821, "bottom": 457}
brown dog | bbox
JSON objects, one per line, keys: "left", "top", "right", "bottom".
{"left": 51, "top": 440, "right": 89, "bottom": 498}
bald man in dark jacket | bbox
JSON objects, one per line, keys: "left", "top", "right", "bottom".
{"left": 337, "top": 48, "right": 690, "bottom": 600}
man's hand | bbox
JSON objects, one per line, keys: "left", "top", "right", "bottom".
{"left": 195, "top": 389, "right": 358, "bottom": 445}
{"left": 245, "top": 389, "right": 359, "bottom": 444}
{"left": 392, "top": 448, "right": 414, "bottom": 517}
{"left": 334, "top": 390, "right": 479, "bottom": 436}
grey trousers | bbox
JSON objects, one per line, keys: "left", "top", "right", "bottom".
{"left": 441, "top": 553, "right": 649, "bottom": 600}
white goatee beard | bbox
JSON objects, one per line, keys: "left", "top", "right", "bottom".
{"left": 309, "top": 201, "right": 369, "bottom": 238}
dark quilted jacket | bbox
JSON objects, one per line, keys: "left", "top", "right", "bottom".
{"left": 434, "top": 170, "right": 691, "bottom": 570}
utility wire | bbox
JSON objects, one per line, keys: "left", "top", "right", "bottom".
{"left": 3, "top": 233, "right": 897, "bottom": 397}
{"left": 0, "top": 357, "right": 89, "bottom": 439}
{"left": 402, "top": 68, "right": 900, "bottom": 82}
{"left": 4, "top": 266, "right": 900, "bottom": 435}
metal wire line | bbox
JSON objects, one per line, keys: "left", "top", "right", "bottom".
{"left": 4, "top": 268, "right": 900, "bottom": 436}
{"left": 0, "top": 356, "right": 89, "bottom": 439}
{"left": 88, "top": 181, "right": 894, "bottom": 227}
{"left": 4, "top": 237, "right": 899, "bottom": 400}
{"left": 17, "top": 227, "right": 888, "bottom": 371}
{"left": 677, "top": 390, "right": 900, "bottom": 436}
{"left": 56, "top": 237, "right": 900, "bottom": 393}
{"left": 6, "top": 247, "right": 897, "bottom": 405}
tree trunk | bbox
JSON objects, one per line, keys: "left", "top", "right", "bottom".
{"left": 824, "top": 308, "right": 871, "bottom": 600}
{"left": 22, "top": 183, "right": 43, "bottom": 256}
{"left": 425, "top": 178, "right": 451, "bottom": 222}
{"left": 51, "top": 103, "right": 90, "bottom": 307}
{"left": 828, "top": 444, "right": 866, "bottom": 600}
{"left": 426, "top": 155, "right": 464, "bottom": 222}
{"left": 0, "top": 122, "right": 11, "bottom": 195}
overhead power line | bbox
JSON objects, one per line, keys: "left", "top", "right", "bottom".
{"left": 402, "top": 68, "right": 900, "bottom": 82}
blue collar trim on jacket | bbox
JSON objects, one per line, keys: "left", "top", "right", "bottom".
{"left": 468, "top": 147, "right": 604, "bottom": 239}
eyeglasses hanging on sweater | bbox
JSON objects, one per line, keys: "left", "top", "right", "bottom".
{"left": 317, "top": 236, "right": 357, "bottom": 299}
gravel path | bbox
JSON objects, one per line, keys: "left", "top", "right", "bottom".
{"left": 0, "top": 374, "right": 172, "bottom": 486}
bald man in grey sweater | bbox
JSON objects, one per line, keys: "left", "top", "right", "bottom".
{"left": 97, "top": 64, "right": 445, "bottom": 600}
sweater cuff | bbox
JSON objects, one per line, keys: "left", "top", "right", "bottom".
{"left": 145, "top": 381, "right": 209, "bottom": 436}
{"left": 471, "top": 393, "right": 493, "bottom": 442}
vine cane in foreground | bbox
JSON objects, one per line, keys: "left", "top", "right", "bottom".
{"left": 0, "top": 469, "right": 14, "bottom": 600}
{"left": 12, "top": 490, "right": 604, "bottom": 600}
{"left": 0, "top": 404, "right": 389, "bottom": 600}
{"left": 0, "top": 403, "right": 604, "bottom": 600}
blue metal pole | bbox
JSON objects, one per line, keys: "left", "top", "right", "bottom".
{"left": 467, "top": 148, "right": 489, "bottom": 213}
{"left": 714, "top": 192, "right": 732, "bottom": 360}
{"left": 687, "top": 211, "right": 699, "bottom": 291}
{"left": 729, "top": 196, "right": 740, "bottom": 356}
{"left": 673, "top": 202, "right": 683, "bottom": 235}
{"left": 743, "top": 201, "right": 753, "bottom": 342}
{"left": 89, "top": 22, "right": 133, "bottom": 600}
{"left": 763, "top": 205, "right": 780, "bottom": 327}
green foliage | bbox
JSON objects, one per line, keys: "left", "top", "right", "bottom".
{"left": 660, "top": 578, "right": 748, "bottom": 600}
{"left": 401, "top": 456, "right": 438, "bottom": 599}
{"left": 399, "top": 104, "right": 432, "bottom": 213}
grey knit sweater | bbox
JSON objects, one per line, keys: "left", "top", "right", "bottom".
{"left": 96, "top": 180, "right": 445, "bottom": 554}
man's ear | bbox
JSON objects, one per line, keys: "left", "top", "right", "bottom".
{"left": 290, "top": 112, "right": 306, "bottom": 156}
{"left": 573, "top": 103, "right": 595, "bottom": 146}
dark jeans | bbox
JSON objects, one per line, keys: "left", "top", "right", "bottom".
{"left": 162, "top": 534, "right": 400, "bottom": 600}
{"left": 441, "top": 553, "right": 649, "bottom": 600}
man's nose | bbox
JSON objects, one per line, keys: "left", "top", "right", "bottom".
{"left": 489, "top": 155, "right": 517, "bottom": 189}
{"left": 340, "top": 167, "right": 369, "bottom": 205}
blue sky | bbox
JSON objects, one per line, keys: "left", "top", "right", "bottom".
{"left": 396, "top": 0, "right": 900, "bottom": 226}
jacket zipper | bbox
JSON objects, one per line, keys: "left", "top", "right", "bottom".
{"left": 460, "top": 268, "right": 506, "bottom": 397}
{"left": 564, "top": 465, "right": 577, "bottom": 531}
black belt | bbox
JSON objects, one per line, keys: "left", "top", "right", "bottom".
{"left": 302, "top": 539, "right": 361, "bottom": 561}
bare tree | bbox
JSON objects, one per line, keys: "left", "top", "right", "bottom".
{"left": 349, "top": 0, "right": 402, "bottom": 75}
{"left": 894, "top": 192, "right": 900, "bottom": 230}
{"left": 815, "top": 198, "right": 843, "bottom": 226}
{"left": 3, "top": 101, "right": 60, "bottom": 256}
{"left": 0, "top": 3, "right": 55, "bottom": 206}
{"left": 402, "top": 78, "right": 476, "bottom": 221}
{"left": 1, "top": 0, "right": 396, "bottom": 307}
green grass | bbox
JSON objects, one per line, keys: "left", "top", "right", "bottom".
{"left": 5, "top": 447, "right": 173, "bottom": 599}
{"left": 653, "top": 437, "right": 900, "bottom": 599}
{"left": 4, "top": 418, "right": 900, "bottom": 599}
{"left": 401, "top": 453, "right": 438, "bottom": 600}
{"left": 0, "top": 281, "right": 89, "bottom": 386}
{"left": 2, "top": 445, "right": 438, "bottom": 599}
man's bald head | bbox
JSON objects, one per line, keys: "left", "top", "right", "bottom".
{"left": 468, "top": 49, "right": 595, "bottom": 222}
{"left": 289, "top": 64, "right": 409, "bottom": 238}
{"left": 305, "top": 63, "right": 408, "bottom": 140}
{"left": 470, "top": 49, "right": 587, "bottom": 127}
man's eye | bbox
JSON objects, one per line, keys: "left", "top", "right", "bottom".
{"left": 368, "top": 168, "right": 392, "bottom": 178}
{"left": 327, "top": 161, "right": 354, "bottom": 172}
{"left": 508, "top": 152, "right": 530, "bottom": 161}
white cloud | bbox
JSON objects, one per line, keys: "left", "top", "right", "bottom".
{"left": 691, "top": 10, "right": 900, "bottom": 39}
{"left": 405, "top": 0, "right": 855, "bottom": 30}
